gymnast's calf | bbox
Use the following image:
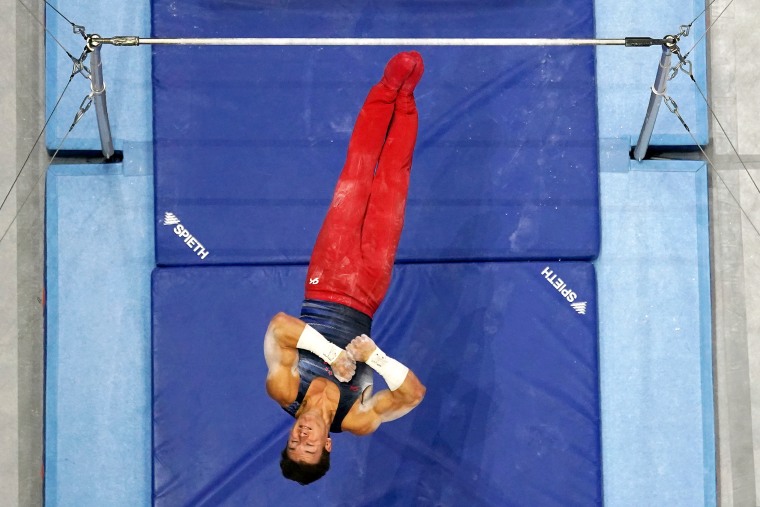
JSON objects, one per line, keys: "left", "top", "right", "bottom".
{"left": 263, "top": 51, "right": 427, "bottom": 485}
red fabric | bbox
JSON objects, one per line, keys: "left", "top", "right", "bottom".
{"left": 305, "top": 53, "right": 422, "bottom": 317}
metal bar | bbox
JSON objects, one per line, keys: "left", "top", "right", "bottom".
{"left": 140, "top": 37, "right": 627, "bottom": 46}
{"left": 633, "top": 45, "right": 672, "bottom": 161}
{"left": 89, "top": 44, "right": 115, "bottom": 159}
{"left": 90, "top": 36, "right": 665, "bottom": 47}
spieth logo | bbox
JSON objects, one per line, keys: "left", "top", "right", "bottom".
{"left": 570, "top": 301, "right": 588, "bottom": 315}
{"left": 540, "top": 266, "right": 588, "bottom": 315}
{"left": 162, "top": 212, "right": 210, "bottom": 260}
{"left": 163, "top": 212, "right": 181, "bottom": 226}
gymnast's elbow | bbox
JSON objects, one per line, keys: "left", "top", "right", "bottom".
{"left": 272, "top": 311, "right": 296, "bottom": 328}
{"left": 268, "top": 312, "right": 305, "bottom": 345}
{"left": 409, "top": 382, "right": 426, "bottom": 407}
{"left": 266, "top": 312, "right": 288, "bottom": 339}
{"left": 270, "top": 311, "right": 288, "bottom": 326}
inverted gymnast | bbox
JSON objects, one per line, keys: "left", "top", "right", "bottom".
{"left": 263, "top": 51, "right": 427, "bottom": 485}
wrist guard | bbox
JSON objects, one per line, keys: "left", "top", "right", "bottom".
{"left": 366, "top": 346, "right": 409, "bottom": 391}
{"left": 297, "top": 325, "right": 343, "bottom": 365}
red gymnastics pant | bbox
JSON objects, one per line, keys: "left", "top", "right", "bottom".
{"left": 304, "top": 81, "right": 418, "bottom": 318}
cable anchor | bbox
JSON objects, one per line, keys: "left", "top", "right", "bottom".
{"left": 71, "top": 92, "right": 94, "bottom": 131}
{"left": 668, "top": 43, "right": 693, "bottom": 81}
{"left": 670, "top": 58, "right": 693, "bottom": 80}
{"left": 663, "top": 95, "right": 691, "bottom": 133}
{"left": 68, "top": 46, "right": 92, "bottom": 80}
{"left": 72, "top": 23, "right": 87, "bottom": 40}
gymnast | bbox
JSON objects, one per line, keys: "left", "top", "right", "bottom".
{"left": 263, "top": 51, "right": 427, "bottom": 485}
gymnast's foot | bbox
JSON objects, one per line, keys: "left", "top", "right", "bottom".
{"left": 381, "top": 52, "right": 417, "bottom": 91}
{"left": 400, "top": 51, "right": 424, "bottom": 96}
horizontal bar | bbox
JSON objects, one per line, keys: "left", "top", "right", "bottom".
{"left": 91, "top": 36, "right": 666, "bottom": 48}
{"left": 144, "top": 37, "right": 628, "bottom": 46}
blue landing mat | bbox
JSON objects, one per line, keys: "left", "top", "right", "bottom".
{"left": 45, "top": 160, "right": 154, "bottom": 507}
{"left": 597, "top": 160, "right": 715, "bottom": 506}
{"left": 153, "top": 262, "right": 601, "bottom": 506}
{"left": 152, "top": 0, "right": 600, "bottom": 266}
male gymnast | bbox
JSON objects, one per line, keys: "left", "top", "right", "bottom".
{"left": 263, "top": 51, "right": 427, "bottom": 485}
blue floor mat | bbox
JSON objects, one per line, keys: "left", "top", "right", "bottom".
{"left": 152, "top": 0, "right": 600, "bottom": 265}
{"left": 152, "top": 262, "right": 601, "bottom": 506}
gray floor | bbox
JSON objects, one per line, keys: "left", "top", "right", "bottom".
{"left": 2, "top": 1, "right": 47, "bottom": 506}
{"left": 710, "top": 0, "right": 760, "bottom": 506}
{"left": 709, "top": 0, "right": 760, "bottom": 505}
{"left": 0, "top": 1, "right": 758, "bottom": 506}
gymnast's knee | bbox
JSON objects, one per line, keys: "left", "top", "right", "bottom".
{"left": 395, "top": 93, "right": 417, "bottom": 115}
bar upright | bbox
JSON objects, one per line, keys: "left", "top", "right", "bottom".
{"left": 89, "top": 44, "right": 115, "bottom": 159}
{"left": 633, "top": 46, "right": 672, "bottom": 161}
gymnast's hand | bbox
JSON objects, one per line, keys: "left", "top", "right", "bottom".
{"left": 346, "top": 334, "right": 378, "bottom": 363}
{"left": 331, "top": 350, "right": 357, "bottom": 383}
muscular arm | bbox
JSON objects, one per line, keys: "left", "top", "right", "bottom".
{"left": 343, "top": 335, "right": 426, "bottom": 435}
{"left": 263, "top": 312, "right": 307, "bottom": 405}
{"left": 353, "top": 371, "right": 426, "bottom": 435}
{"left": 263, "top": 312, "right": 357, "bottom": 405}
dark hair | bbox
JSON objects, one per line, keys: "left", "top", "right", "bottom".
{"left": 280, "top": 445, "right": 331, "bottom": 485}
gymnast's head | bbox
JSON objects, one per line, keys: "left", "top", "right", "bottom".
{"left": 280, "top": 413, "right": 332, "bottom": 484}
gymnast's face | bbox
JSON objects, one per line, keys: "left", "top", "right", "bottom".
{"left": 287, "top": 413, "right": 332, "bottom": 464}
